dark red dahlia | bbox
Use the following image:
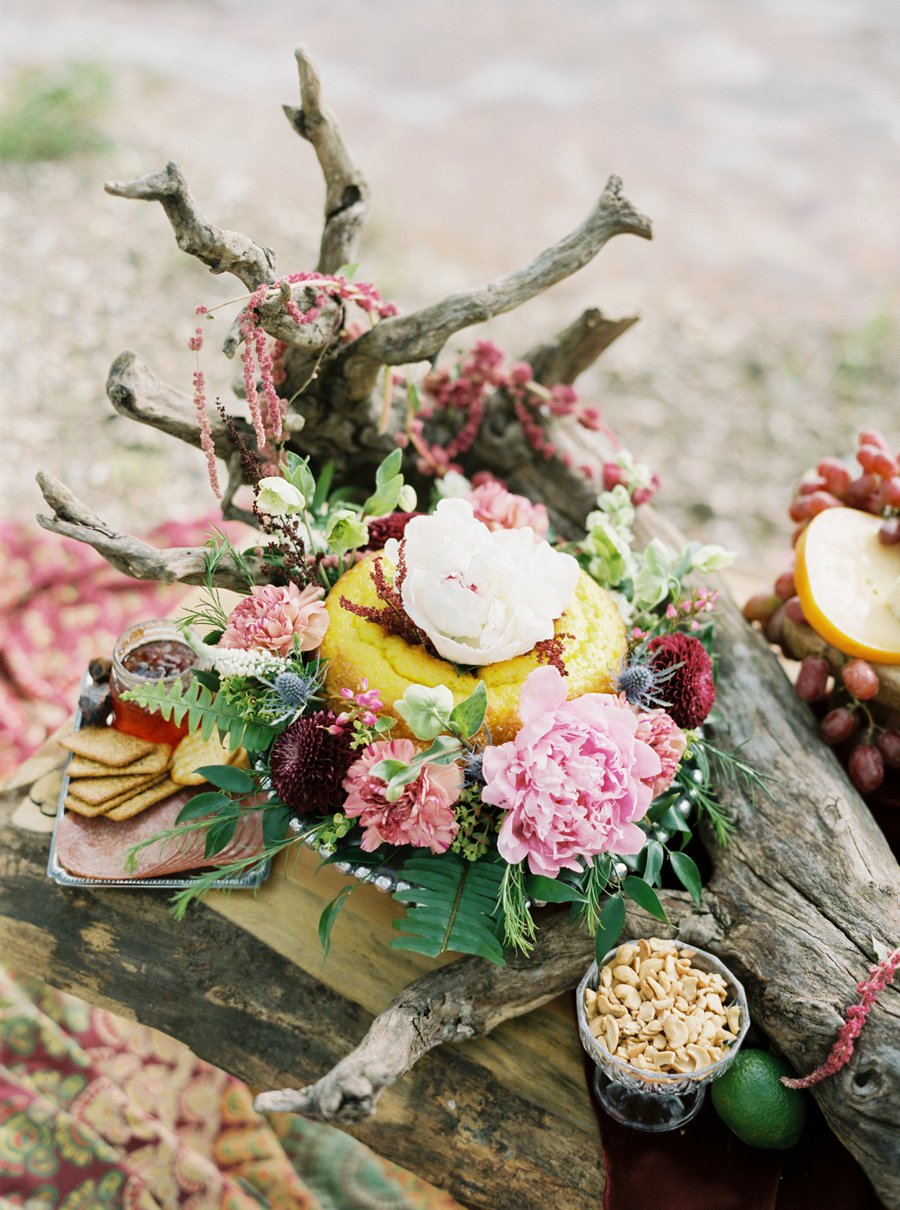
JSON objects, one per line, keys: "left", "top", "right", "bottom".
{"left": 647, "top": 633, "right": 716, "bottom": 729}
{"left": 269, "top": 711, "right": 354, "bottom": 816}
{"left": 364, "top": 511, "right": 421, "bottom": 551}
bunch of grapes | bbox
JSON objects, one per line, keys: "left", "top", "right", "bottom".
{"left": 787, "top": 429, "right": 900, "bottom": 546}
{"left": 744, "top": 429, "right": 899, "bottom": 799}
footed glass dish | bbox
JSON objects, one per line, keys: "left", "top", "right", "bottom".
{"left": 576, "top": 941, "right": 750, "bottom": 1132}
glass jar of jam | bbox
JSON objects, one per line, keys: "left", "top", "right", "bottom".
{"left": 110, "top": 620, "right": 198, "bottom": 745}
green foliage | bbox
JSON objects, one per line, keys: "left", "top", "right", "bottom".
{"left": 392, "top": 852, "right": 507, "bottom": 965}
{"left": 122, "top": 675, "right": 274, "bottom": 753}
{"left": 449, "top": 681, "right": 488, "bottom": 740}
{"left": 594, "top": 893, "right": 626, "bottom": 961}
{"left": 669, "top": 851, "right": 703, "bottom": 905}
{"left": 623, "top": 874, "right": 668, "bottom": 923}
{"left": 0, "top": 61, "right": 113, "bottom": 163}
{"left": 319, "top": 886, "right": 355, "bottom": 958}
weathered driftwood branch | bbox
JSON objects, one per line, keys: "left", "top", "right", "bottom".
{"left": 780, "top": 615, "right": 900, "bottom": 712}
{"left": 34, "top": 473, "right": 261, "bottom": 589}
{"left": 105, "top": 162, "right": 277, "bottom": 290}
{"left": 107, "top": 350, "right": 238, "bottom": 459}
{"left": 336, "top": 175, "right": 652, "bottom": 402}
{"left": 524, "top": 308, "right": 639, "bottom": 386}
{"left": 253, "top": 897, "right": 702, "bottom": 1121}
{"left": 283, "top": 46, "right": 371, "bottom": 276}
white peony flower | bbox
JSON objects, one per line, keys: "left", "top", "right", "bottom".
{"left": 256, "top": 477, "right": 305, "bottom": 516}
{"left": 385, "top": 499, "right": 579, "bottom": 666}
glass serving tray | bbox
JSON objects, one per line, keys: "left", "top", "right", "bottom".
{"left": 46, "top": 678, "right": 271, "bottom": 891}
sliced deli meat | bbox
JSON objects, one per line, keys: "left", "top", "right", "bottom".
{"left": 56, "top": 789, "right": 265, "bottom": 880}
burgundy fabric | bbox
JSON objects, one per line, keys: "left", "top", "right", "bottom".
{"left": 583, "top": 1050, "right": 885, "bottom": 1210}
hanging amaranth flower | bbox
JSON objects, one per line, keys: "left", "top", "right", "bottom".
{"left": 646, "top": 633, "right": 716, "bottom": 729}
{"left": 269, "top": 710, "right": 354, "bottom": 816}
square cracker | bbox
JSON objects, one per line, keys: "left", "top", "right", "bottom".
{"left": 65, "top": 795, "right": 115, "bottom": 818}
{"left": 66, "top": 775, "right": 168, "bottom": 816}
{"left": 59, "top": 727, "right": 156, "bottom": 767}
{"left": 66, "top": 772, "right": 162, "bottom": 806}
{"left": 105, "top": 777, "right": 182, "bottom": 821}
{"left": 68, "top": 746, "right": 172, "bottom": 778}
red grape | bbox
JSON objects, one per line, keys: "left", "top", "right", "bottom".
{"left": 817, "top": 457, "right": 852, "bottom": 496}
{"left": 879, "top": 477, "right": 900, "bottom": 509}
{"left": 784, "top": 596, "right": 807, "bottom": 624}
{"left": 858, "top": 429, "right": 890, "bottom": 453}
{"left": 819, "top": 708, "right": 858, "bottom": 745}
{"left": 841, "top": 659, "right": 880, "bottom": 701}
{"left": 743, "top": 592, "right": 781, "bottom": 623}
{"left": 774, "top": 570, "right": 796, "bottom": 600}
{"left": 876, "top": 730, "right": 900, "bottom": 768}
{"left": 764, "top": 604, "right": 786, "bottom": 645}
{"left": 796, "top": 656, "right": 830, "bottom": 702}
{"left": 799, "top": 477, "right": 828, "bottom": 496}
{"left": 845, "top": 472, "right": 882, "bottom": 512}
{"left": 878, "top": 517, "right": 900, "bottom": 546}
{"left": 848, "top": 744, "right": 884, "bottom": 795}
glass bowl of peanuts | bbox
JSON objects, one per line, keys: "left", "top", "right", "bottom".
{"left": 577, "top": 936, "right": 750, "bottom": 1132}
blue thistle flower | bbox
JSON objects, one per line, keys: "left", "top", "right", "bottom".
{"left": 273, "top": 671, "right": 318, "bottom": 711}
{"left": 463, "top": 751, "right": 485, "bottom": 787}
{"left": 616, "top": 660, "right": 679, "bottom": 711}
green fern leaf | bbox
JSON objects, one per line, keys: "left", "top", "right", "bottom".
{"left": 123, "top": 677, "right": 273, "bottom": 753}
{"left": 391, "top": 852, "right": 507, "bottom": 966}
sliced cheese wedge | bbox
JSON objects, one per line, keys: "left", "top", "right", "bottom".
{"left": 794, "top": 507, "right": 900, "bottom": 664}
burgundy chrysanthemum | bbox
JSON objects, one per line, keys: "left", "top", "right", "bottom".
{"left": 269, "top": 710, "right": 354, "bottom": 816}
{"left": 364, "top": 511, "right": 421, "bottom": 551}
{"left": 646, "top": 633, "right": 716, "bottom": 729}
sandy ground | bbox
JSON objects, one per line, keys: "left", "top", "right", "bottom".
{"left": 1, "top": 0, "right": 899, "bottom": 583}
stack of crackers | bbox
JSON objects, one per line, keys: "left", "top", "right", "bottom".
{"left": 59, "top": 727, "right": 248, "bottom": 822}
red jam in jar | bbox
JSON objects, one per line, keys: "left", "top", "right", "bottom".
{"left": 110, "top": 620, "right": 198, "bottom": 745}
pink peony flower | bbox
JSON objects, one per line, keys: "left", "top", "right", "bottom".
{"left": 632, "top": 708, "right": 686, "bottom": 799}
{"left": 481, "top": 666, "right": 661, "bottom": 877}
{"left": 342, "top": 738, "right": 462, "bottom": 853}
{"left": 220, "top": 582, "right": 329, "bottom": 656}
{"left": 467, "top": 473, "right": 550, "bottom": 539}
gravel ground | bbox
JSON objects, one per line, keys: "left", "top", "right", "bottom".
{"left": 1, "top": 0, "right": 899, "bottom": 584}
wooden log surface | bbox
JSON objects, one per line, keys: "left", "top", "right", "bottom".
{"left": 0, "top": 742, "right": 603, "bottom": 1210}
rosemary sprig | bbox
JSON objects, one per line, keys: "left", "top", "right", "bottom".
{"left": 499, "top": 862, "right": 535, "bottom": 955}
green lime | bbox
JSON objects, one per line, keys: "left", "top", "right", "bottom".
{"left": 710, "top": 1049, "right": 807, "bottom": 1149}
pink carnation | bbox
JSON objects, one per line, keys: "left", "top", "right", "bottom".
{"left": 467, "top": 474, "right": 549, "bottom": 539}
{"left": 481, "top": 666, "right": 661, "bottom": 877}
{"left": 220, "top": 582, "right": 329, "bottom": 656}
{"left": 632, "top": 708, "right": 687, "bottom": 799}
{"left": 342, "top": 738, "right": 462, "bottom": 853}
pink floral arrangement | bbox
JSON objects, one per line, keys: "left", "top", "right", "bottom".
{"left": 133, "top": 447, "right": 735, "bottom": 967}
{"left": 482, "top": 667, "right": 660, "bottom": 876}
{"left": 343, "top": 738, "right": 462, "bottom": 853}
{"left": 219, "top": 583, "right": 329, "bottom": 657}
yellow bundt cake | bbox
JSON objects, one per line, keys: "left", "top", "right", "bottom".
{"left": 320, "top": 554, "right": 627, "bottom": 743}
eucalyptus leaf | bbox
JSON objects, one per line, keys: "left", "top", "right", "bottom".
{"left": 175, "top": 792, "right": 230, "bottom": 823}
{"left": 642, "top": 839, "right": 665, "bottom": 886}
{"left": 204, "top": 813, "right": 238, "bottom": 857}
{"left": 525, "top": 876, "right": 585, "bottom": 904}
{"left": 196, "top": 765, "right": 256, "bottom": 794}
{"left": 318, "top": 885, "right": 355, "bottom": 958}
{"left": 623, "top": 875, "right": 669, "bottom": 923}
{"left": 262, "top": 804, "right": 292, "bottom": 847}
{"left": 670, "top": 851, "right": 703, "bottom": 906}
{"left": 594, "top": 893, "right": 626, "bottom": 962}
